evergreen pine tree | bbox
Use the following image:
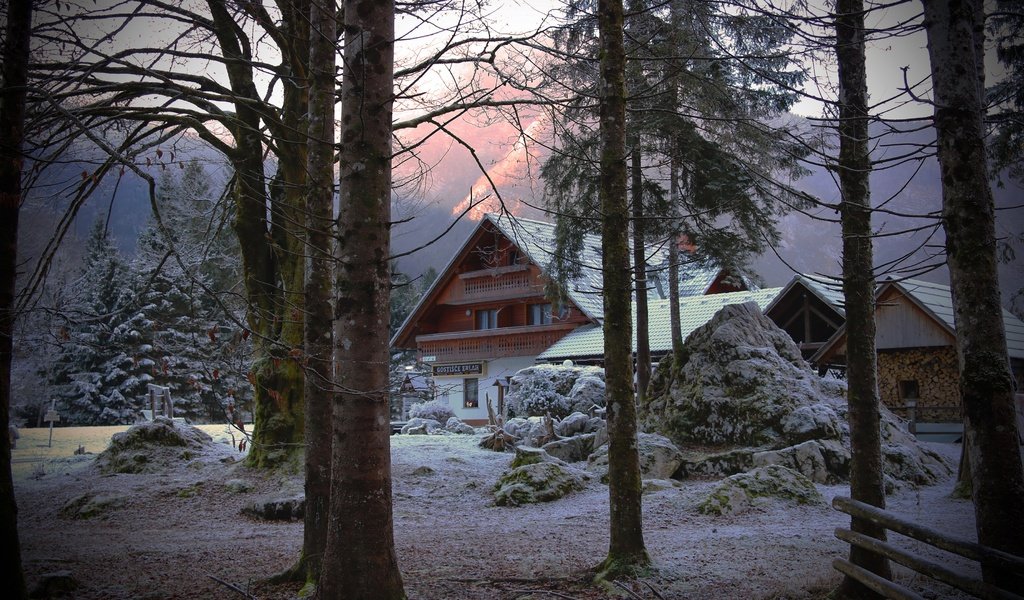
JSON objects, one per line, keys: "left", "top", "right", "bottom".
{"left": 131, "top": 163, "right": 250, "bottom": 422}
{"left": 48, "top": 220, "right": 151, "bottom": 424}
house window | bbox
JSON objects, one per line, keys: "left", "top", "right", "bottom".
{"left": 463, "top": 378, "right": 479, "bottom": 408}
{"left": 476, "top": 309, "right": 498, "bottom": 330}
{"left": 899, "top": 380, "right": 919, "bottom": 402}
{"left": 528, "top": 303, "right": 553, "bottom": 325}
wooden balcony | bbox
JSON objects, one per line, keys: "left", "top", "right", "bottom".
{"left": 416, "top": 323, "right": 576, "bottom": 362}
{"left": 442, "top": 265, "right": 544, "bottom": 305}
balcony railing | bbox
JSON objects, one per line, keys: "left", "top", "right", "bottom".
{"left": 442, "top": 265, "right": 544, "bottom": 304}
{"left": 416, "top": 323, "right": 576, "bottom": 362}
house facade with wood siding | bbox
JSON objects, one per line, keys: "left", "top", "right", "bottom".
{"left": 390, "top": 214, "right": 741, "bottom": 424}
{"left": 813, "top": 278, "right": 1024, "bottom": 425}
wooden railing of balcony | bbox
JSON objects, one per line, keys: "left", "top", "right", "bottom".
{"left": 416, "top": 323, "right": 576, "bottom": 361}
{"left": 442, "top": 265, "right": 544, "bottom": 304}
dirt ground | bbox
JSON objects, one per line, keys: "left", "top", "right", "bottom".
{"left": 14, "top": 426, "right": 978, "bottom": 599}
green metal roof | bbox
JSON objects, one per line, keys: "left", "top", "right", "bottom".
{"left": 537, "top": 288, "right": 782, "bottom": 361}
{"left": 891, "top": 278, "right": 1024, "bottom": 360}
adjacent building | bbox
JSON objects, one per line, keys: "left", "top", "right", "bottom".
{"left": 813, "top": 278, "right": 1024, "bottom": 428}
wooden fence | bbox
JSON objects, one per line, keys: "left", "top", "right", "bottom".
{"left": 832, "top": 496, "right": 1024, "bottom": 600}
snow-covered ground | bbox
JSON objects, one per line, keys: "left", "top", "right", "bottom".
{"left": 15, "top": 431, "right": 977, "bottom": 599}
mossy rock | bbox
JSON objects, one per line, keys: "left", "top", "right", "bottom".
{"left": 494, "top": 462, "right": 588, "bottom": 506}
{"left": 698, "top": 465, "right": 824, "bottom": 516}
{"left": 60, "top": 492, "right": 128, "bottom": 520}
{"left": 509, "top": 446, "right": 567, "bottom": 469}
{"left": 96, "top": 417, "right": 212, "bottom": 474}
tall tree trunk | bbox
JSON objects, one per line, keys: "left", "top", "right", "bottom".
{"left": 0, "top": 0, "right": 32, "bottom": 597}
{"left": 922, "top": 0, "right": 1024, "bottom": 591}
{"left": 834, "top": 0, "right": 891, "bottom": 596}
{"left": 299, "top": 0, "right": 335, "bottom": 585}
{"left": 206, "top": 0, "right": 307, "bottom": 469}
{"left": 596, "top": 0, "right": 650, "bottom": 579}
{"left": 318, "top": 0, "right": 405, "bottom": 596}
{"left": 631, "top": 149, "right": 650, "bottom": 403}
{"left": 668, "top": 155, "right": 684, "bottom": 372}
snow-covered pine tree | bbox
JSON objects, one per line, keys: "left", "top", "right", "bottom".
{"left": 130, "top": 163, "right": 250, "bottom": 422}
{"left": 48, "top": 220, "right": 151, "bottom": 425}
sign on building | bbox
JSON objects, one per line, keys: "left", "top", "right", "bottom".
{"left": 431, "top": 362, "right": 484, "bottom": 377}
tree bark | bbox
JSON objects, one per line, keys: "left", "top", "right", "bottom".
{"left": 596, "top": 0, "right": 650, "bottom": 578}
{"left": 300, "top": 0, "right": 336, "bottom": 584}
{"left": 317, "top": 0, "right": 405, "bottom": 596}
{"left": 0, "top": 0, "right": 32, "bottom": 596}
{"left": 206, "top": 0, "right": 307, "bottom": 469}
{"left": 921, "top": 0, "right": 1024, "bottom": 592}
{"left": 834, "top": 0, "right": 891, "bottom": 596}
{"left": 631, "top": 149, "right": 651, "bottom": 403}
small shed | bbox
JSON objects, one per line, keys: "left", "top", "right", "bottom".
{"left": 813, "top": 278, "right": 1024, "bottom": 427}
{"left": 399, "top": 372, "right": 435, "bottom": 419}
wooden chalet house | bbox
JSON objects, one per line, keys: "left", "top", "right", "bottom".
{"left": 813, "top": 278, "right": 1024, "bottom": 433}
{"left": 390, "top": 214, "right": 742, "bottom": 424}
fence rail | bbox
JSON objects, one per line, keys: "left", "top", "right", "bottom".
{"left": 832, "top": 496, "right": 1024, "bottom": 600}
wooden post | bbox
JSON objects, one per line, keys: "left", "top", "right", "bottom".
{"left": 43, "top": 399, "right": 59, "bottom": 448}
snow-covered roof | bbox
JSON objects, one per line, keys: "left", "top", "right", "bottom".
{"left": 764, "top": 274, "right": 846, "bottom": 317}
{"left": 811, "top": 277, "right": 1024, "bottom": 362}
{"left": 537, "top": 288, "right": 782, "bottom": 361}
{"left": 485, "top": 213, "right": 728, "bottom": 321}
{"left": 891, "top": 278, "right": 1024, "bottom": 360}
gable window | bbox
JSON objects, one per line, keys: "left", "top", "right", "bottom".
{"left": 476, "top": 309, "right": 498, "bottom": 330}
{"left": 463, "top": 378, "right": 479, "bottom": 408}
{"left": 528, "top": 303, "right": 553, "bottom": 326}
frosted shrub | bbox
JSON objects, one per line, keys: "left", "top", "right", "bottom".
{"left": 409, "top": 400, "right": 454, "bottom": 423}
{"left": 506, "top": 376, "right": 572, "bottom": 419}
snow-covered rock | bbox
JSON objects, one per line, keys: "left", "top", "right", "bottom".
{"left": 698, "top": 465, "right": 824, "bottom": 516}
{"left": 567, "top": 376, "right": 606, "bottom": 413}
{"left": 642, "top": 302, "right": 832, "bottom": 447}
{"left": 493, "top": 462, "right": 589, "bottom": 506}
{"left": 401, "top": 417, "right": 442, "bottom": 435}
{"left": 242, "top": 495, "right": 305, "bottom": 521}
{"left": 542, "top": 432, "right": 600, "bottom": 463}
{"left": 96, "top": 416, "right": 212, "bottom": 474}
{"left": 587, "top": 432, "right": 683, "bottom": 482}
{"left": 641, "top": 301, "right": 953, "bottom": 488}
{"left": 509, "top": 446, "right": 567, "bottom": 469}
{"left": 506, "top": 364, "right": 605, "bottom": 419}
{"left": 445, "top": 417, "right": 476, "bottom": 435}
{"left": 752, "top": 439, "right": 850, "bottom": 484}
{"left": 60, "top": 492, "right": 129, "bottom": 519}
{"left": 555, "top": 412, "right": 591, "bottom": 437}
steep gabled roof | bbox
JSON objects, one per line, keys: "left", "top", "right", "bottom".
{"left": 811, "top": 277, "right": 1024, "bottom": 363}
{"left": 537, "top": 288, "right": 782, "bottom": 362}
{"left": 391, "top": 213, "right": 730, "bottom": 350}
{"left": 764, "top": 273, "right": 846, "bottom": 317}
{"left": 486, "top": 213, "right": 730, "bottom": 317}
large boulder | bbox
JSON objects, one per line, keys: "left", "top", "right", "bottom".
{"left": 506, "top": 365, "right": 605, "bottom": 419}
{"left": 752, "top": 439, "right": 850, "bottom": 484}
{"left": 587, "top": 433, "right": 683, "bottom": 482}
{"left": 401, "top": 417, "right": 442, "bottom": 435}
{"left": 642, "top": 303, "right": 835, "bottom": 447}
{"left": 542, "top": 432, "right": 602, "bottom": 463}
{"left": 567, "top": 376, "right": 606, "bottom": 414}
{"left": 641, "top": 302, "right": 953, "bottom": 488}
{"left": 96, "top": 417, "right": 213, "bottom": 474}
{"left": 698, "top": 465, "right": 825, "bottom": 516}
{"left": 493, "top": 462, "right": 589, "bottom": 506}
